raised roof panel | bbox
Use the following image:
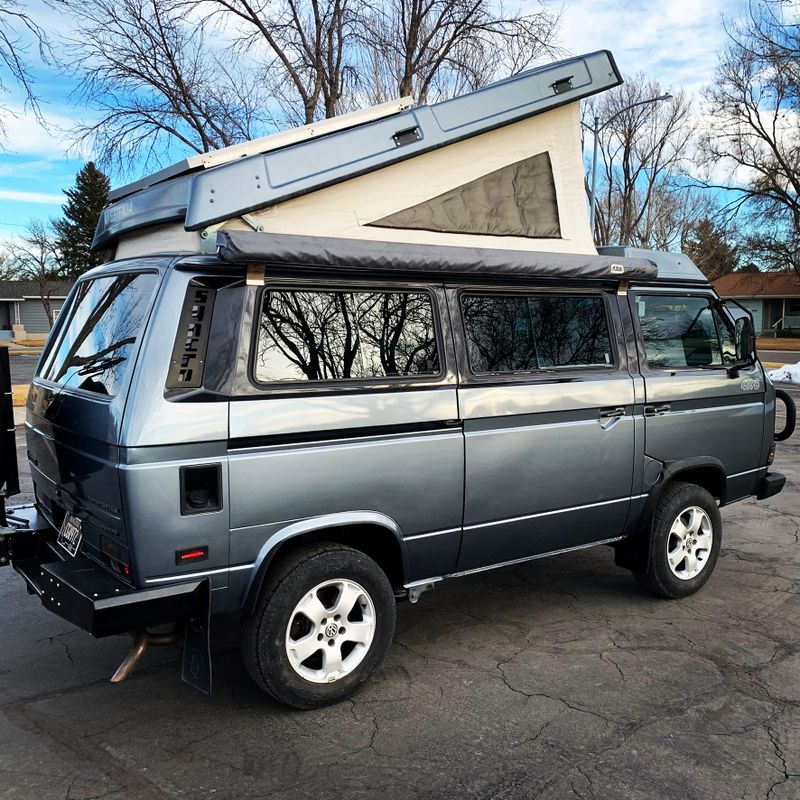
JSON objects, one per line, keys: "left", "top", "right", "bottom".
{"left": 108, "top": 97, "right": 415, "bottom": 202}
{"left": 94, "top": 50, "right": 622, "bottom": 251}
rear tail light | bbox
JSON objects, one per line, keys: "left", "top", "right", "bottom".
{"left": 768, "top": 443, "right": 776, "bottom": 465}
{"left": 101, "top": 536, "right": 131, "bottom": 578}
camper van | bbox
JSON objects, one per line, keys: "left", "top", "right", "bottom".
{"left": 0, "top": 50, "right": 795, "bottom": 709}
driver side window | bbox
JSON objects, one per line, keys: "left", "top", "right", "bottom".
{"left": 637, "top": 295, "right": 725, "bottom": 369}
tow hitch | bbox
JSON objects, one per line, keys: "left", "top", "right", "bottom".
{"left": 3, "top": 504, "right": 213, "bottom": 694}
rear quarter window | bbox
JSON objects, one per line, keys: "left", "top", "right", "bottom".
{"left": 39, "top": 272, "right": 157, "bottom": 396}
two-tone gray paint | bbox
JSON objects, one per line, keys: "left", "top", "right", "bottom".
{"left": 24, "top": 253, "right": 776, "bottom": 618}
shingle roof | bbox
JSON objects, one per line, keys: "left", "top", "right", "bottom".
{"left": 0, "top": 280, "right": 74, "bottom": 300}
{"left": 714, "top": 272, "right": 800, "bottom": 299}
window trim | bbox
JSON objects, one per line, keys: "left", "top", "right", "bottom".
{"left": 630, "top": 289, "right": 732, "bottom": 374}
{"left": 248, "top": 281, "right": 447, "bottom": 391}
{"left": 454, "top": 287, "right": 621, "bottom": 383}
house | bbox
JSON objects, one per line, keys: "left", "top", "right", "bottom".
{"left": 0, "top": 281, "right": 74, "bottom": 340}
{"left": 714, "top": 272, "right": 800, "bottom": 335}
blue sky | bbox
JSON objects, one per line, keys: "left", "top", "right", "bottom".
{"left": 0, "top": 0, "right": 749, "bottom": 241}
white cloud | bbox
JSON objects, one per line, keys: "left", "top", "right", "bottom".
{"left": 555, "top": 0, "right": 747, "bottom": 97}
{"left": 0, "top": 104, "right": 90, "bottom": 160}
{"left": 0, "top": 188, "right": 62, "bottom": 204}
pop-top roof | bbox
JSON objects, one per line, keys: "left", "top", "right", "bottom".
{"left": 93, "top": 50, "right": 622, "bottom": 251}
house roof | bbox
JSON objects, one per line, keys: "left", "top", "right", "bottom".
{"left": 0, "top": 280, "right": 74, "bottom": 300}
{"left": 714, "top": 272, "right": 800, "bottom": 299}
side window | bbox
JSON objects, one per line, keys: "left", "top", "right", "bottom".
{"left": 636, "top": 295, "right": 723, "bottom": 369}
{"left": 461, "top": 293, "right": 614, "bottom": 374}
{"left": 254, "top": 288, "right": 440, "bottom": 383}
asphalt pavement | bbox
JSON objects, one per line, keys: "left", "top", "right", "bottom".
{"left": 759, "top": 349, "right": 799, "bottom": 365}
{"left": 2, "top": 394, "right": 800, "bottom": 799}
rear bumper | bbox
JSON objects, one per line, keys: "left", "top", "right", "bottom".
{"left": 756, "top": 472, "right": 786, "bottom": 501}
{"left": 2, "top": 505, "right": 206, "bottom": 638}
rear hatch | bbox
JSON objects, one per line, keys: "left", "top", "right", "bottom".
{"left": 26, "top": 264, "right": 162, "bottom": 579}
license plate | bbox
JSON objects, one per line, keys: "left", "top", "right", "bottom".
{"left": 57, "top": 514, "right": 83, "bottom": 557}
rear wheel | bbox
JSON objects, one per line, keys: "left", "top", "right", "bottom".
{"left": 241, "top": 543, "right": 396, "bottom": 709}
{"left": 633, "top": 481, "right": 722, "bottom": 599}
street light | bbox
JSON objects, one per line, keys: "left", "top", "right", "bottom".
{"left": 587, "top": 93, "right": 673, "bottom": 239}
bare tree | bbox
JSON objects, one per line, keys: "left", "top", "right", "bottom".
{"left": 0, "top": 0, "right": 49, "bottom": 136}
{"left": 0, "top": 251, "right": 15, "bottom": 280}
{"left": 358, "top": 0, "right": 561, "bottom": 105}
{"left": 583, "top": 77, "right": 695, "bottom": 248}
{"left": 195, "top": 0, "right": 360, "bottom": 125}
{"left": 2, "top": 220, "right": 62, "bottom": 327}
{"left": 58, "top": 0, "right": 561, "bottom": 166}
{"left": 699, "top": 0, "right": 800, "bottom": 272}
{"left": 54, "top": 0, "right": 273, "bottom": 171}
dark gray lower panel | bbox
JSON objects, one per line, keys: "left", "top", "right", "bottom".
{"left": 456, "top": 500, "right": 630, "bottom": 572}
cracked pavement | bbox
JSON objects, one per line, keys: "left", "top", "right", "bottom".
{"left": 3, "top": 393, "right": 800, "bottom": 800}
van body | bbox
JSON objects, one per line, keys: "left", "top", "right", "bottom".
{"left": 2, "top": 232, "right": 791, "bottom": 706}
{"left": 1, "top": 52, "right": 793, "bottom": 706}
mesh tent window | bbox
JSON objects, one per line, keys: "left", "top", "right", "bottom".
{"left": 369, "top": 152, "right": 561, "bottom": 239}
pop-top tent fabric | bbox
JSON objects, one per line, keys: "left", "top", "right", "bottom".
{"left": 370, "top": 153, "right": 561, "bottom": 239}
{"left": 216, "top": 230, "right": 658, "bottom": 281}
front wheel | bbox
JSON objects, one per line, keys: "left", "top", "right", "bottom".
{"left": 633, "top": 482, "right": 722, "bottom": 599}
{"left": 241, "top": 543, "right": 396, "bottom": 709}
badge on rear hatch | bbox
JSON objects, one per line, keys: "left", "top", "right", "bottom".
{"left": 57, "top": 514, "right": 83, "bottom": 557}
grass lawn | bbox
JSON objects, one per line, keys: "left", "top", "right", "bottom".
{"left": 12, "top": 385, "right": 28, "bottom": 406}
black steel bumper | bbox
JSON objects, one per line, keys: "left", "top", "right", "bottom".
{"left": 757, "top": 472, "right": 786, "bottom": 501}
{"left": 2, "top": 505, "right": 206, "bottom": 638}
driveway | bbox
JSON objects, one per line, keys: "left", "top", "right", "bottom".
{"left": 2, "top": 400, "right": 800, "bottom": 800}
{"left": 8, "top": 353, "right": 39, "bottom": 385}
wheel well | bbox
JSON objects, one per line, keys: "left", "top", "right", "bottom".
{"left": 261, "top": 524, "right": 405, "bottom": 593}
{"left": 668, "top": 466, "right": 726, "bottom": 504}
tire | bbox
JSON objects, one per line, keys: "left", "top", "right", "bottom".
{"left": 775, "top": 388, "right": 796, "bottom": 442}
{"left": 241, "top": 542, "right": 396, "bottom": 709}
{"left": 633, "top": 481, "right": 722, "bottom": 599}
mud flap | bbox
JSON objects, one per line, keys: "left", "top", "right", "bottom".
{"left": 181, "top": 579, "right": 212, "bottom": 695}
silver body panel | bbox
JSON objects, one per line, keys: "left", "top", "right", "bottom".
{"left": 458, "top": 375, "right": 636, "bottom": 569}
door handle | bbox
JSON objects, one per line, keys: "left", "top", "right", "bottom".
{"left": 599, "top": 407, "right": 626, "bottom": 418}
{"left": 644, "top": 404, "right": 671, "bottom": 416}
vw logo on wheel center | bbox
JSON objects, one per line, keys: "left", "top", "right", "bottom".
{"left": 325, "top": 622, "right": 339, "bottom": 637}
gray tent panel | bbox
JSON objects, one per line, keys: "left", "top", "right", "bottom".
{"left": 370, "top": 153, "right": 560, "bottom": 239}
{"left": 216, "top": 231, "right": 658, "bottom": 281}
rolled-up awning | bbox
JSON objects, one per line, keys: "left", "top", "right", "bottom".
{"left": 216, "top": 230, "right": 658, "bottom": 281}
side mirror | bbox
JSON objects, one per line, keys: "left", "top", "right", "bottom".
{"left": 734, "top": 316, "right": 756, "bottom": 367}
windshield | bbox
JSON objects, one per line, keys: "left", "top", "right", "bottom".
{"left": 39, "top": 272, "right": 157, "bottom": 396}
